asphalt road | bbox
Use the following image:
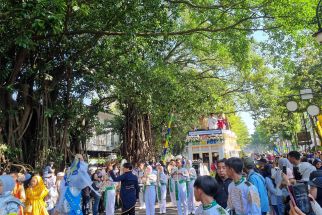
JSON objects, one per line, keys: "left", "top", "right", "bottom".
{"left": 115, "top": 202, "right": 178, "bottom": 215}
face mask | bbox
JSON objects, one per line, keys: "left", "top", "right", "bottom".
{"left": 114, "top": 169, "right": 119, "bottom": 173}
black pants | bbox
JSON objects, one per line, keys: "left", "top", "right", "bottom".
{"left": 122, "top": 207, "right": 135, "bottom": 215}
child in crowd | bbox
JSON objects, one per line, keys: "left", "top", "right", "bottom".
{"left": 0, "top": 175, "right": 23, "bottom": 215}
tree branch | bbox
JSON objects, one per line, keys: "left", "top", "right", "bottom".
{"left": 32, "top": 14, "right": 281, "bottom": 40}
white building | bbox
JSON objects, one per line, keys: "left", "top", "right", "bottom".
{"left": 86, "top": 112, "right": 121, "bottom": 157}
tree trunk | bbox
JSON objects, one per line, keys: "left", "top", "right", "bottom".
{"left": 122, "top": 102, "right": 154, "bottom": 164}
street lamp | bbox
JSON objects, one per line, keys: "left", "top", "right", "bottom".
{"left": 286, "top": 88, "right": 320, "bottom": 117}
{"left": 286, "top": 88, "right": 320, "bottom": 151}
{"left": 313, "top": 0, "right": 322, "bottom": 44}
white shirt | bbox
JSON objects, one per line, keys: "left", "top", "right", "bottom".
{"left": 208, "top": 117, "right": 218, "bottom": 129}
{"left": 298, "top": 162, "right": 316, "bottom": 181}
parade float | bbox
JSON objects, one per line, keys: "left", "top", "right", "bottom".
{"left": 184, "top": 129, "right": 240, "bottom": 166}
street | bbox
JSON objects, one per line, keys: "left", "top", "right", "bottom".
{"left": 114, "top": 203, "right": 178, "bottom": 215}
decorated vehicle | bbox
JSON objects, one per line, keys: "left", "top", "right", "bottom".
{"left": 184, "top": 129, "right": 240, "bottom": 170}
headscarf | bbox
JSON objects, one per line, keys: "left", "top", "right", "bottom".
{"left": 145, "top": 165, "right": 153, "bottom": 175}
{"left": 278, "top": 158, "right": 293, "bottom": 170}
{"left": 158, "top": 165, "right": 164, "bottom": 174}
{"left": 31, "top": 175, "right": 47, "bottom": 192}
{"left": 186, "top": 160, "right": 192, "bottom": 169}
{"left": 0, "top": 175, "right": 15, "bottom": 195}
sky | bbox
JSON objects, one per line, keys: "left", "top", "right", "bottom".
{"left": 240, "top": 112, "right": 255, "bottom": 135}
{"left": 239, "top": 31, "right": 269, "bottom": 135}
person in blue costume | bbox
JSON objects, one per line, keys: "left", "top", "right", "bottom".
{"left": 0, "top": 175, "right": 23, "bottom": 215}
{"left": 108, "top": 162, "right": 139, "bottom": 215}
{"left": 194, "top": 175, "right": 228, "bottom": 215}
{"left": 55, "top": 154, "right": 99, "bottom": 215}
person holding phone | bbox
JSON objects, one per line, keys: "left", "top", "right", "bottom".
{"left": 262, "top": 165, "right": 284, "bottom": 215}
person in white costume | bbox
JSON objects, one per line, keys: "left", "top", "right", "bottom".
{"left": 194, "top": 176, "right": 228, "bottom": 215}
{"left": 142, "top": 165, "right": 157, "bottom": 215}
{"left": 133, "top": 162, "right": 146, "bottom": 209}
{"left": 186, "top": 160, "right": 197, "bottom": 214}
{"left": 207, "top": 113, "right": 218, "bottom": 130}
{"left": 199, "top": 162, "right": 210, "bottom": 176}
{"left": 168, "top": 160, "right": 177, "bottom": 206}
{"left": 172, "top": 158, "right": 189, "bottom": 215}
{"left": 101, "top": 163, "right": 118, "bottom": 215}
{"left": 156, "top": 163, "right": 168, "bottom": 214}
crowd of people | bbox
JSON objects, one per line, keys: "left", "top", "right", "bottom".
{"left": 1, "top": 151, "right": 322, "bottom": 215}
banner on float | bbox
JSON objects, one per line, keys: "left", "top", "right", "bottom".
{"left": 188, "top": 129, "right": 223, "bottom": 136}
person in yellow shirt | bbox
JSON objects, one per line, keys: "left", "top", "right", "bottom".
{"left": 25, "top": 175, "right": 49, "bottom": 215}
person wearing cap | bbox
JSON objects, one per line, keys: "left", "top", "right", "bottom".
{"left": 156, "top": 163, "right": 168, "bottom": 214}
{"left": 243, "top": 157, "right": 269, "bottom": 215}
{"left": 0, "top": 175, "right": 23, "bottom": 215}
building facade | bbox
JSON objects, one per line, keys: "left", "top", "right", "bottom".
{"left": 86, "top": 112, "right": 121, "bottom": 158}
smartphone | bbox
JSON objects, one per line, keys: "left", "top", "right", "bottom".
{"left": 287, "top": 186, "right": 296, "bottom": 207}
{"left": 282, "top": 165, "right": 287, "bottom": 175}
{"left": 288, "top": 183, "right": 313, "bottom": 214}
